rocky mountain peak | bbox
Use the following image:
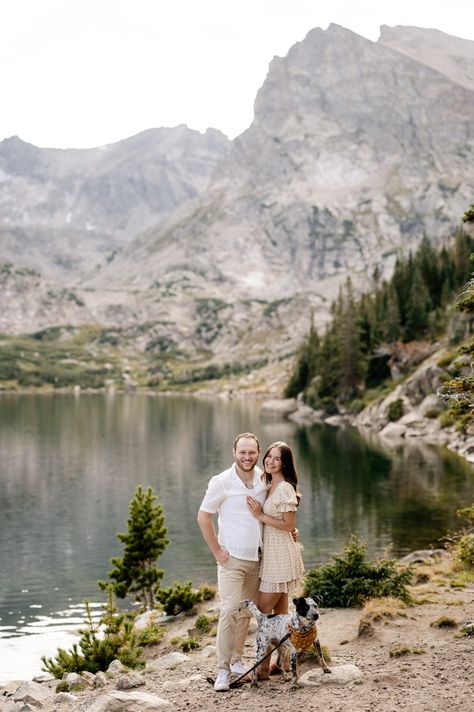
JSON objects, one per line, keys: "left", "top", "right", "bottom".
{"left": 1, "top": 25, "right": 473, "bottom": 374}
{"left": 378, "top": 24, "right": 474, "bottom": 90}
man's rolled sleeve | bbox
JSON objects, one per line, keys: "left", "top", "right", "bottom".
{"left": 199, "top": 475, "right": 226, "bottom": 513}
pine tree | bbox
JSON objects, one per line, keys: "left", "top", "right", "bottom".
{"left": 404, "top": 266, "right": 431, "bottom": 341}
{"left": 284, "top": 316, "right": 321, "bottom": 397}
{"left": 384, "top": 284, "right": 402, "bottom": 342}
{"left": 335, "top": 279, "right": 366, "bottom": 401}
{"left": 441, "top": 206, "right": 474, "bottom": 427}
{"left": 99, "top": 486, "right": 169, "bottom": 610}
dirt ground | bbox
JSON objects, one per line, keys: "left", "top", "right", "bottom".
{"left": 146, "top": 581, "right": 474, "bottom": 712}
{"left": 3, "top": 563, "right": 473, "bottom": 712}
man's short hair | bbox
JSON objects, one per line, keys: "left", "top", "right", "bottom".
{"left": 233, "top": 432, "right": 260, "bottom": 451}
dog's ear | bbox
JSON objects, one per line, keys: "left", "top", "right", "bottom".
{"left": 294, "top": 597, "right": 310, "bottom": 616}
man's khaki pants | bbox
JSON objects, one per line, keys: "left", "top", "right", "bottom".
{"left": 216, "top": 555, "right": 260, "bottom": 671}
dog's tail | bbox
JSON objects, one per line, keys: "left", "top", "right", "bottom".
{"left": 240, "top": 599, "right": 266, "bottom": 623}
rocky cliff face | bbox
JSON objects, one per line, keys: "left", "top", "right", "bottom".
{"left": 0, "top": 127, "right": 230, "bottom": 281}
{"left": 1, "top": 25, "right": 473, "bottom": 373}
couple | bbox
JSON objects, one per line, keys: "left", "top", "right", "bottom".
{"left": 197, "top": 432, "right": 305, "bottom": 691}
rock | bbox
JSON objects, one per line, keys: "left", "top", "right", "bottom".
{"left": 11, "top": 681, "right": 53, "bottom": 707}
{"left": 94, "top": 673, "right": 108, "bottom": 688}
{"left": 81, "top": 672, "right": 96, "bottom": 686}
{"left": 324, "top": 415, "right": 348, "bottom": 427}
{"left": 145, "top": 652, "right": 190, "bottom": 672}
{"left": 0, "top": 702, "right": 34, "bottom": 712}
{"left": 199, "top": 644, "right": 217, "bottom": 658}
{"left": 288, "top": 405, "right": 323, "bottom": 423}
{"left": 419, "top": 393, "right": 442, "bottom": 416}
{"left": 115, "top": 674, "right": 145, "bottom": 690}
{"left": 65, "top": 673, "right": 85, "bottom": 691}
{"left": 133, "top": 610, "right": 164, "bottom": 631}
{"left": 260, "top": 398, "right": 298, "bottom": 419}
{"left": 106, "top": 661, "right": 126, "bottom": 678}
{"left": 83, "top": 691, "right": 170, "bottom": 711}
{"left": 0, "top": 682, "right": 23, "bottom": 696}
{"left": 299, "top": 663, "right": 363, "bottom": 686}
{"left": 30, "top": 677, "right": 53, "bottom": 685}
{"left": 398, "top": 549, "right": 450, "bottom": 565}
{"left": 379, "top": 422, "right": 406, "bottom": 439}
{"left": 54, "top": 692, "right": 78, "bottom": 704}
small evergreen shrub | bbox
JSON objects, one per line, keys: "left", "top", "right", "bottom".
{"left": 457, "top": 622, "right": 474, "bottom": 638}
{"left": 170, "top": 635, "right": 200, "bottom": 652}
{"left": 389, "top": 646, "right": 425, "bottom": 658}
{"left": 430, "top": 616, "right": 458, "bottom": 629}
{"left": 456, "top": 533, "right": 474, "bottom": 568}
{"left": 195, "top": 615, "right": 212, "bottom": 633}
{"left": 387, "top": 398, "right": 404, "bottom": 422}
{"left": 136, "top": 624, "right": 165, "bottom": 646}
{"left": 446, "top": 502, "right": 474, "bottom": 568}
{"left": 41, "top": 596, "right": 143, "bottom": 678}
{"left": 156, "top": 581, "right": 202, "bottom": 615}
{"left": 304, "top": 535, "right": 413, "bottom": 607}
{"left": 198, "top": 584, "right": 216, "bottom": 601}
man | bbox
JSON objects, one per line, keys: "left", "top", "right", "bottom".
{"left": 197, "top": 432, "right": 267, "bottom": 691}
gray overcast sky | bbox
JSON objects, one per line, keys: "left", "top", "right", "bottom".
{"left": 1, "top": 0, "right": 473, "bottom": 149}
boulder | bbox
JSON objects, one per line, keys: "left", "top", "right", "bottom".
{"left": 106, "top": 661, "right": 126, "bottom": 678}
{"left": 83, "top": 691, "right": 170, "bottom": 711}
{"left": 54, "top": 692, "right": 78, "bottom": 704}
{"left": 398, "top": 549, "right": 450, "bottom": 565}
{"left": 299, "top": 663, "right": 363, "bottom": 686}
{"left": 94, "top": 673, "right": 108, "bottom": 688}
{"left": 133, "top": 610, "right": 165, "bottom": 631}
{"left": 260, "top": 398, "right": 298, "bottom": 420}
{"left": 379, "top": 422, "right": 406, "bottom": 439}
{"left": 115, "top": 674, "right": 145, "bottom": 690}
{"left": 10, "top": 681, "right": 53, "bottom": 707}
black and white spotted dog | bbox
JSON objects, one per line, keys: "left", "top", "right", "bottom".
{"left": 241, "top": 597, "right": 331, "bottom": 688}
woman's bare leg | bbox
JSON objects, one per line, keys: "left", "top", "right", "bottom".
{"left": 256, "top": 592, "right": 287, "bottom": 677}
{"left": 258, "top": 592, "right": 283, "bottom": 614}
{"left": 273, "top": 593, "right": 288, "bottom": 615}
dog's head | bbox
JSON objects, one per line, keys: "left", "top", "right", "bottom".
{"left": 292, "top": 596, "right": 320, "bottom": 621}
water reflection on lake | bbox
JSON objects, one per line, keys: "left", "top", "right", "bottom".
{"left": 0, "top": 393, "right": 473, "bottom": 680}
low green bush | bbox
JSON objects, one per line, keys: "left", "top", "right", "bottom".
{"left": 439, "top": 411, "right": 455, "bottom": 428}
{"left": 387, "top": 399, "right": 404, "bottom": 422}
{"left": 304, "top": 535, "right": 413, "bottom": 607}
{"left": 195, "top": 614, "right": 212, "bottom": 633}
{"left": 156, "top": 581, "right": 203, "bottom": 616}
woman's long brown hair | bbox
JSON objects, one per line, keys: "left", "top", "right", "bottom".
{"left": 261, "top": 441, "right": 301, "bottom": 504}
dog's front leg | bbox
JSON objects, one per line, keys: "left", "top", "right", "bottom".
{"left": 252, "top": 640, "right": 265, "bottom": 688}
{"left": 314, "top": 639, "right": 331, "bottom": 673}
{"left": 290, "top": 650, "right": 299, "bottom": 689}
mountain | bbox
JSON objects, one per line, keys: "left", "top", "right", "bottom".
{"left": 1, "top": 25, "right": 473, "bottom": 384}
{"left": 0, "top": 127, "right": 230, "bottom": 281}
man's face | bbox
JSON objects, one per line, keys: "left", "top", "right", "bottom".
{"left": 233, "top": 437, "right": 260, "bottom": 473}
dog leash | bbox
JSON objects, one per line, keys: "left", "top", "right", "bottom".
{"left": 206, "top": 632, "right": 291, "bottom": 688}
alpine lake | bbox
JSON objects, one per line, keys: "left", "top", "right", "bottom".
{"left": 1, "top": 392, "right": 473, "bottom": 683}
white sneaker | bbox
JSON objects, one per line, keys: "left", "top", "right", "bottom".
{"left": 230, "top": 661, "right": 247, "bottom": 675}
{"left": 214, "top": 669, "right": 230, "bottom": 691}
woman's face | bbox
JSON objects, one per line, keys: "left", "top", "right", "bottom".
{"left": 264, "top": 447, "right": 283, "bottom": 476}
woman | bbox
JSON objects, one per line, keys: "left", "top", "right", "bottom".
{"left": 247, "top": 441, "right": 305, "bottom": 616}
